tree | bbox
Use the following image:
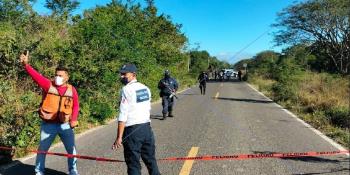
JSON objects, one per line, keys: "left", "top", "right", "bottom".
{"left": 45, "top": 0, "right": 79, "bottom": 19}
{"left": 233, "top": 58, "right": 252, "bottom": 71}
{"left": 254, "top": 50, "right": 279, "bottom": 63}
{"left": 273, "top": 0, "right": 350, "bottom": 74}
{"left": 0, "top": 0, "right": 35, "bottom": 23}
{"left": 189, "top": 50, "right": 210, "bottom": 73}
{"left": 281, "top": 44, "right": 317, "bottom": 70}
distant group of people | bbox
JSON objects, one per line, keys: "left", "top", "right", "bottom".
{"left": 212, "top": 69, "right": 243, "bottom": 81}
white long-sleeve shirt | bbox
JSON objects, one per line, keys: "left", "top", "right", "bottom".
{"left": 118, "top": 79, "right": 151, "bottom": 127}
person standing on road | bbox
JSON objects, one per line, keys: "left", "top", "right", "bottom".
{"left": 20, "top": 51, "right": 80, "bottom": 175}
{"left": 158, "top": 70, "right": 178, "bottom": 120}
{"left": 238, "top": 70, "right": 242, "bottom": 81}
{"left": 112, "top": 64, "right": 160, "bottom": 175}
{"left": 219, "top": 70, "right": 224, "bottom": 81}
{"left": 198, "top": 71, "right": 207, "bottom": 95}
{"left": 214, "top": 70, "right": 218, "bottom": 80}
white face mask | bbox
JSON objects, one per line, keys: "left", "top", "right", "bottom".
{"left": 55, "top": 76, "right": 64, "bottom": 86}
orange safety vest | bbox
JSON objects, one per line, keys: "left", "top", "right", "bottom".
{"left": 39, "top": 84, "right": 73, "bottom": 123}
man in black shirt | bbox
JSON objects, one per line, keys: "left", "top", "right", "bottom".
{"left": 198, "top": 71, "right": 207, "bottom": 95}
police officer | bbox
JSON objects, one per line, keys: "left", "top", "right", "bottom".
{"left": 198, "top": 71, "right": 207, "bottom": 95}
{"left": 238, "top": 70, "right": 242, "bottom": 81}
{"left": 158, "top": 70, "right": 178, "bottom": 120}
{"left": 112, "top": 64, "right": 160, "bottom": 175}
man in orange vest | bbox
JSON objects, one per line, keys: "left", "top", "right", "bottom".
{"left": 20, "top": 51, "right": 80, "bottom": 175}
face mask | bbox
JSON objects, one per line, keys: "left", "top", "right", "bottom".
{"left": 55, "top": 76, "right": 64, "bottom": 86}
{"left": 120, "top": 77, "right": 129, "bottom": 85}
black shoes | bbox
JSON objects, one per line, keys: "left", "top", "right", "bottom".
{"left": 168, "top": 112, "right": 174, "bottom": 117}
{"left": 161, "top": 113, "right": 167, "bottom": 120}
{"left": 161, "top": 112, "right": 174, "bottom": 120}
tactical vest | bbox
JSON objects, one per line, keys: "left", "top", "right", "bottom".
{"left": 39, "top": 84, "right": 73, "bottom": 123}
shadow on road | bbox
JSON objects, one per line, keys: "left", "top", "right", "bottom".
{"left": 207, "top": 79, "right": 241, "bottom": 83}
{"left": 1, "top": 160, "right": 67, "bottom": 175}
{"left": 276, "top": 119, "right": 293, "bottom": 123}
{"left": 292, "top": 168, "right": 350, "bottom": 175}
{"left": 180, "top": 93, "right": 199, "bottom": 96}
{"left": 281, "top": 156, "right": 343, "bottom": 163}
{"left": 150, "top": 114, "right": 164, "bottom": 120}
{"left": 252, "top": 151, "right": 350, "bottom": 174}
{"left": 253, "top": 151, "right": 349, "bottom": 163}
{"left": 213, "top": 97, "right": 273, "bottom": 103}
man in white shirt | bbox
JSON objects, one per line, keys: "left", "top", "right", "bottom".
{"left": 112, "top": 64, "right": 160, "bottom": 175}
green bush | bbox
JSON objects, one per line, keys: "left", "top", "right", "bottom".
{"left": 89, "top": 101, "right": 114, "bottom": 123}
{"left": 0, "top": 78, "right": 41, "bottom": 156}
{"left": 242, "top": 73, "right": 248, "bottom": 81}
{"left": 272, "top": 82, "right": 297, "bottom": 102}
{"left": 325, "top": 107, "right": 350, "bottom": 129}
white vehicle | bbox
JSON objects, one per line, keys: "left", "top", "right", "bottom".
{"left": 222, "top": 69, "right": 237, "bottom": 78}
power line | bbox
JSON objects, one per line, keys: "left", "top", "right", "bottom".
{"left": 231, "top": 28, "right": 272, "bottom": 60}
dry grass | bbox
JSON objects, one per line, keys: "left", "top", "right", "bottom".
{"left": 298, "top": 72, "right": 349, "bottom": 111}
{"left": 248, "top": 74, "right": 275, "bottom": 97}
{"left": 249, "top": 72, "right": 350, "bottom": 148}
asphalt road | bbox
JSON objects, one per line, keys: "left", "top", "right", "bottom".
{"left": 1, "top": 80, "right": 349, "bottom": 175}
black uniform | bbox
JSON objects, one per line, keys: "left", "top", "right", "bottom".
{"left": 198, "top": 72, "right": 207, "bottom": 95}
{"left": 158, "top": 71, "right": 178, "bottom": 120}
{"left": 238, "top": 70, "right": 242, "bottom": 81}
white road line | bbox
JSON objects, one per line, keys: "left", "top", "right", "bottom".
{"left": 246, "top": 83, "right": 349, "bottom": 156}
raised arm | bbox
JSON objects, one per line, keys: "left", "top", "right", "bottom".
{"left": 20, "top": 51, "right": 51, "bottom": 91}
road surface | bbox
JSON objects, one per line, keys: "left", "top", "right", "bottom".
{"left": 2, "top": 80, "right": 349, "bottom": 175}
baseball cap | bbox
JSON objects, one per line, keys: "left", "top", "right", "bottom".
{"left": 119, "top": 64, "right": 137, "bottom": 73}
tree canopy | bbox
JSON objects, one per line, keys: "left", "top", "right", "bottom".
{"left": 273, "top": 0, "right": 350, "bottom": 74}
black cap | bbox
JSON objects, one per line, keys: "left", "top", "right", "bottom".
{"left": 119, "top": 64, "right": 137, "bottom": 73}
{"left": 164, "top": 69, "right": 170, "bottom": 75}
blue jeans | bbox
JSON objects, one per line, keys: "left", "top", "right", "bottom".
{"left": 123, "top": 123, "right": 160, "bottom": 175}
{"left": 35, "top": 122, "right": 78, "bottom": 175}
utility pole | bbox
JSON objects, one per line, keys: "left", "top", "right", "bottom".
{"left": 187, "top": 56, "right": 190, "bottom": 72}
{"left": 208, "top": 57, "right": 209, "bottom": 69}
{"left": 243, "top": 63, "right": 248, "bottom": 81}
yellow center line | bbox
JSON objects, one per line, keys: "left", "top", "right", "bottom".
{"left": 215, "top": 92, "right": 219, "bottom": 99}
{"left": 220, "top": 83, "right": 223, "bottom": 87}
{"left": 179, "top": 147, "right": 199, "bottom": 175}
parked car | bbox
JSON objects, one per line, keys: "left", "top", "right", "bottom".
{"left": 222, "top": 69, "right": 237, "bottom": 78}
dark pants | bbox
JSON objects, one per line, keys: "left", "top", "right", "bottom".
{"left": 123, "top": 123, "right": 160, "bottom": 175}
{"left": 161, "top": 96, "right": 174, "bottom": 114}
{"left": 199, "top": 83, "right": 206, "bottom": 95}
